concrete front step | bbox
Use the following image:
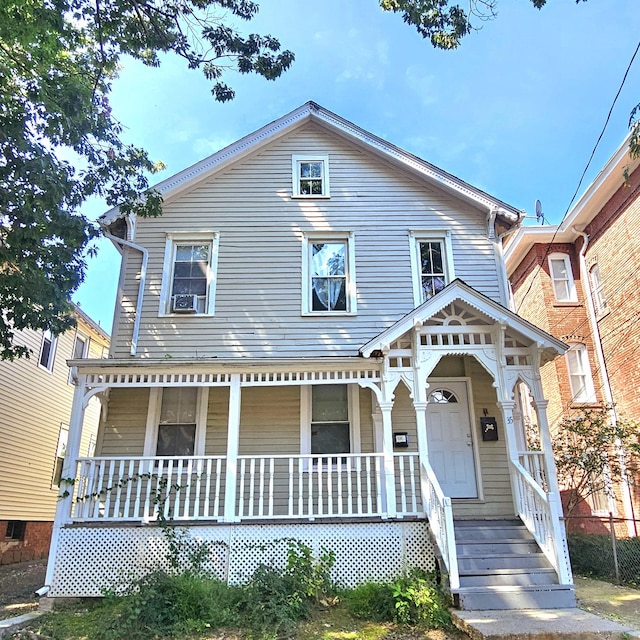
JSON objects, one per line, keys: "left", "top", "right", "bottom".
{"left": 452, "top": 608, "right": 637, "bottom": 639}
{"left": 456, "top": 584, "right": 576, "bottom": 610}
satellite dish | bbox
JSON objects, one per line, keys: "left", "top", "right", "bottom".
{"left": 535, "top": 200, "right": 544, "bottom": 224}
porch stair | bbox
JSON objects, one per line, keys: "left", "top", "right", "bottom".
{"left": 452, "top": 519, "right": 576, "bottom": 610}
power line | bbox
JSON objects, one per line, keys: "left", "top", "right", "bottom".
{"left": 515, "top": 38, "right": 640, "bottom": 315}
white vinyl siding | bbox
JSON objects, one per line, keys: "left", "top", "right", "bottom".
{"left": 548, "top": 253, "right": 577, "bottom": 302}
{"left": 112, "top": 123, "right": 503, "bottom": 358}
{"left": 0, "top": 321, "right": 108, "bottom": 521}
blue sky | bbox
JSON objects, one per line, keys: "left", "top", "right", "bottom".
{"left": 74, "top": 0, "right": 640, "bottom": 331}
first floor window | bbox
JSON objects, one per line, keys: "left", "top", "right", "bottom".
{"left": 51, "top": 424, "right": 69, "bottom": 488}
{"left": 566, "top": 343, "right": 596, "bottom": 403}
{"left": 39, "top": 330, "right": 57, "bottom": 371}
{"left": 156, "top": 387, "right": 198, "bottom": 456}
{"left": 302, "top": 384, "right": 360, "bottom": 465}
{"left": 161, "top": 233, "right": 218, "bottom": 316}
{"left": 549, "top": 253, "right": 577, "bottom": 302}
{"left": 311, "top": 384, "right": 351, "bottom": 456}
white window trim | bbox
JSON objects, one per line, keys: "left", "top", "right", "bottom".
{"left": 143, "top": 387, "right": 209, "bottom": 457}
{"left": 38, "top": 329, "right": 57, "bottom": 373}
{"left": 565, "top": 343, "right": 597, "bottom": 403}
{"left": 300, "top": 384, "right": 361, "bottom": 459}
{"left": 292, "top": 154, "right": 330, "bottom": 199}
{"left": 409, "top": 230, "right": 455, "bottom": 307}
{"left": 301, "top": 231, "right": 357, "bottom": 316}
{"left": 51, "top": 423, "right": 69, "bottom": 489}
{"left": 158, "top": 231, "right": 219, "bottom": 317}
{"left": 548, "top": 253, "right": 578, "bottom": 303}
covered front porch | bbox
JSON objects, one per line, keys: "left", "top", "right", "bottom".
{"left": 48, "top": 282, "right": 574, "bottom": 607}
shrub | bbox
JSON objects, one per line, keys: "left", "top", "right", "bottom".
{"left": 342, "top": 569, "right": 451, "bottom": 628}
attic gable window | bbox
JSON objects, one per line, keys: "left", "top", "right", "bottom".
{"left": 409, "top": 231, "right": 455, "bottom": 307}
{"left": 292, "top": 155, "right": 330, "bottom": 198}
{"left": 159, "top": 232, "right": 218, "bottom": 316}
{"left": 302, "top": 233, "right": 356, "bottom": 315}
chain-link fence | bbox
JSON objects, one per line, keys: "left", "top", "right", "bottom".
{"left": 566, "top": 514, "right": 640, "bottom": 586}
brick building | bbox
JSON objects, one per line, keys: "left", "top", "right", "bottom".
{"left": 504, "top": 135, "right": 640, "bottom": 536}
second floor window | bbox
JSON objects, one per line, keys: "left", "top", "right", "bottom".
{"left": 548, "top": 253, "right": 577, "bottom": 302}
{"left": 419, "top": 241, "right": 447, "bottom": 301}
{"left": 160, "top": 233, "right": 218, "bottom": 316}
{"left": 156, "top": 387, "right": 198, "bottom": 457}
{"left": 303, "top": 233, "right": 355, "bottom": 314}
{"left": 39, "top": 330, "right": 57, "bottom": 372}
{"left": 410, "top": 232, "right": 454, "bottom": 306}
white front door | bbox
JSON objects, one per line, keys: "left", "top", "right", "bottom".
{"left": 426, "top": 380, "right": 478, "bottom": 498}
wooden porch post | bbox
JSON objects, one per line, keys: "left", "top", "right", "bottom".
{"left": 45, "top": 375, "right": 87, "bottom": 587}
{"left": 380, "top": 401, "right": 397, "bottom": 518}
{"left": 223, "top": 374, "right": 241, "bottom": 523}
{"left": 496, "top": 399, "right": 521, "bottom": 514}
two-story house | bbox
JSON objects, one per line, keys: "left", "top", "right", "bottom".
{"left": 44, "top": 102, "right": 575, "bottom": 610}
{"left": 1, "top": 306, "right": 109, "bottom": 564}
{"left": 505, "top": 135, "right": 640, "bottom": 537}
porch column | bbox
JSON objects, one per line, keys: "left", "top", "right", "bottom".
{"left": 380, "top": 401, "right": 397, "bottom": 518}
{"left": 413, "top": 401, "right": 429, "bottom": 514}
{"left": 45, "top": 376, "right": 88, "bottom": 587}
{"left": 223, "top": 374, "right": 241, "bottom": 523}
{"left": 496, "top": 399, "right": 521, "bottom": 515}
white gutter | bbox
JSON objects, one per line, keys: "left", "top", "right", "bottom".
{"left": 102, "top": 231, "right": 148, "bottom": 356}
{"left": 574, "top": 227, "right": 635, "bottom": 535}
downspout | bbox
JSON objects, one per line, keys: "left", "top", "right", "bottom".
{"left": 102, "top": 228, "right": 148, "bottom": 356}
{"left": 574, "top": 228, "right": 635, "bottom": 536}
{"left": 493, "top": 208, "right": 524, "bottom": 310}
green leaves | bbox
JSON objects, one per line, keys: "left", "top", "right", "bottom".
{"left": 0, "top": 0, "right": 293, "bottom": 358}
{"left": 553, "top": 406, "right": 640, "bottom": 516}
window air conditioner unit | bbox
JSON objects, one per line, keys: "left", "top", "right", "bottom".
{"left": 172, "top": 294, "right": 198, "bottom": 313}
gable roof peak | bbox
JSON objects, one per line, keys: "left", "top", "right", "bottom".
{"left": 100, "top": 101, "right": 522, "bottom": 228}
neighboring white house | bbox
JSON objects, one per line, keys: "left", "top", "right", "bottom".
{"left": 45, "top": 102, "right": 574, "bottom": 610}
{"left": 0, "top": 306, "right": 109, "bottom": 564}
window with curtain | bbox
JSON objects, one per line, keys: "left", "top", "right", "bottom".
{"left": 156, "top": 387, "right": 198, "bottom": 456}
{"left": 566, "top": 344, "right": 596, "bottom": 403}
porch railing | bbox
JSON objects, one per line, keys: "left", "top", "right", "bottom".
{"left": 510, "top": 460, "right": 572, "bottom": 585}
{"left": 71, "top": 456, "right": 227, "bottom": 522}
{"left": 420, "top": 460, "right": 459, "bottom": 590}
{"left": 237, "top": 453, "right": 385, "bottom": 519}
{"left": 518, "top": 451, "right": 548, "bottom": 491}
{"left": 68, "top": 453, "right": 423, "bottom": 523}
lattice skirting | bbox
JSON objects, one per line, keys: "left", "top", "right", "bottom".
{"left": 49, "top": 521, "right": 435, "bottom": 596}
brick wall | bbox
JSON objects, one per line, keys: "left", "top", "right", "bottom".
{"left": 0, "top": 520, "right": 52, "bottom": 565}
{"left": 584, "top": 165, "right": 640, "bottom": 423}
